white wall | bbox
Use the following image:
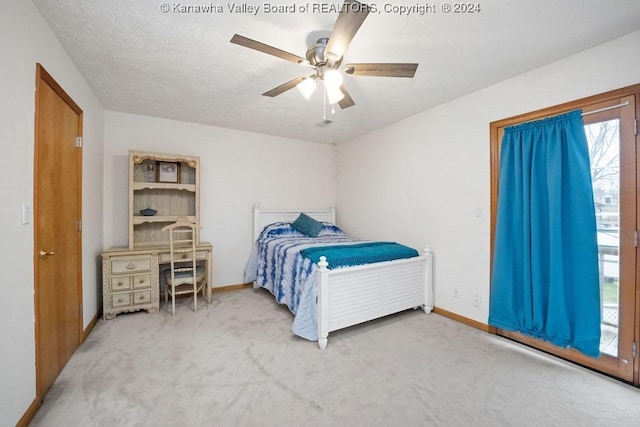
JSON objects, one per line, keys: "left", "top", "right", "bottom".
{"left": 0, "top": 1, "right": 104, "bottom": 425}
{"left": 104, "top": 111, "right": 337, "bottom": 286}
{"left": 337, "top": 31, "right": 640, "bottom": 324}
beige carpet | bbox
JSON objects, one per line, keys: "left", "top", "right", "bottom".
{"left": 31, "top": 288, "right": 640, "bottom": 426}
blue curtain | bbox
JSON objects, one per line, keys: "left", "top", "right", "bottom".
{"left": 489, "top": 109, "right": 601, "bottom": 357}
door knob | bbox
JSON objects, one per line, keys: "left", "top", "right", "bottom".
{"left": 39, "top": 250, "right": 56, "bottom": 259}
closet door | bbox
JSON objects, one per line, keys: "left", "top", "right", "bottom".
{"left": 34, "top": 64, "right": 83, "bottom": 397}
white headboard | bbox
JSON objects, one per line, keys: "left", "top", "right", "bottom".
{"left": 252, "top": 204, "right": 336, "bottom": 242}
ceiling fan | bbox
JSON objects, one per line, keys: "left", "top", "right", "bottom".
{"left": 230, "top": 0, "right": 418, "bottom": 110}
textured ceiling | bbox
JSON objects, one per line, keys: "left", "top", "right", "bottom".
{"left": 33, "top": 0, "right": 640, "bottom": 144}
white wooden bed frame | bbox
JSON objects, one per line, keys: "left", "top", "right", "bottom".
{"left": 252, "top": 205, "right": 434, "bottom": 350}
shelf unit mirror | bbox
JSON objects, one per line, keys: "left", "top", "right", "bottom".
{"left": 129, "top": 150, "right": 200, "bottom": 248}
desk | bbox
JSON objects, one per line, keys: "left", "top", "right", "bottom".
{"left": 101, "top": 242, "right": 213, "bottom": 319}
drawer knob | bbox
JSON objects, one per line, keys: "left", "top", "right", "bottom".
{"left": 118, "top": 281, "right": 124, "bottom": 286}
{"left": 117, "top": 298, "right": 124, "bottom": 303}
{"left": 182, "top": 254, "right": 187, "bottom": 259}
{"left": 126, "top": 263, "right": 136, "bottom": 270}
{"left": 139, "top": 295, "right": 144, "bottom": 300}
{"left": 139, "top": 279, "right": 145, "bottom": 284}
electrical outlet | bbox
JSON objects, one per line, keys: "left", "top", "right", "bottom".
{"left": 473, "top": 294, "right": 481, "bottom": 308}
{"left": 452, "top": 288, "right": 460, "bottom": 298}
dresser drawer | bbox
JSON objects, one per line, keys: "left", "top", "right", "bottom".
{"left": 133, "top": 290, "right": 151, "bottom": 305}
{"left": 110, "top": 276, "right": 131, "bottom": 291}
{"left": 159, "top": 250, "right": 207, "bottom": 264}
{"left": 112, "top": 293, "right": 131, "bottom": 307}
{"left": 111, "top": 255, "right": 152, "bottom": 274}
{"left": 131, "top": 274, "right": 151, "bottom": 289}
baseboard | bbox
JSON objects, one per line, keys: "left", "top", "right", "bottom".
{"left": 16, "top": 397, "right": 40, "bottom": 427}
{"left": 212, "top": 283, "right": 253, "bottom": 293}
{"left": 432, "top": 306, "right": 490, "bottom": 332}
{"left": 81, "top": 312, "right": 100, "bottom": 343}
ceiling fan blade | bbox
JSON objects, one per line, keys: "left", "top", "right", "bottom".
{"left": 344, "top": 63, "right": 419, "bottom": 78}
{"left": 338, "top": 85, "right": 355, "bottom": 109}
{"left": 231, "top": 34, "right": 307, "bottom": 65}
{"left": 262, "top": 75, "right": 309, "bottom": 97}
{"left": 324, "top": 0, "right": 370, "bottom": 63}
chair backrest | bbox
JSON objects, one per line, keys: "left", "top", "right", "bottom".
{"left": 161, "top": 221, "right": 198, "bottom": 283}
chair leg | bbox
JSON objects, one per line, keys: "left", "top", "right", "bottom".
{"left": 171, "top": 288, "right": 176, "bottom": 316}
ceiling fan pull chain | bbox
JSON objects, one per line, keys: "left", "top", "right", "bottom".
{"left": 323, "top": 85, "right": 327, "bottom": 121}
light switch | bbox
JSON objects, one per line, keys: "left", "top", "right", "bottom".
{"left": 22, "top": 204, "right": 31, "bottom": 225}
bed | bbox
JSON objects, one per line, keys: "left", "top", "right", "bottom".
{"left": 244, "top": 205, "right": 434, "bottom": 349}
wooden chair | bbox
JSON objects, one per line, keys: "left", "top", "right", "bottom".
{"left": 161, "top": 222, "right": 206, "bottom": 315}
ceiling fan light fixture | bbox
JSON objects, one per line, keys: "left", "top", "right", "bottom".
{"left": 231, "top": 1, "right": 417, "bottom": 113}
{"left": 323, "top": 69, "right": 343, "bottom": 90}
{"left": 296, "top": 76, "right": 318, "bottom": 99}
{"left": 326, "top": 85, "right": 345, "bottom": 104}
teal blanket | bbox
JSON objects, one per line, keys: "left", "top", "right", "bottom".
{"left": 300, "top": 241, "right": 419, "bottom": 269}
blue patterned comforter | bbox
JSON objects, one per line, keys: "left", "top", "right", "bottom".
{"left": 244, "top": 222, "right": 359, "bottom": 340}
{"left": 243, "top": 222, "right": 419, "bottom": 341}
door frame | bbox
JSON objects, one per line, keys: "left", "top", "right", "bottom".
{"left": 489, "top": 83, "right": 640, "bottom": 385}
{"left": 33, "top": 63, "right": 84, "bottom": 398}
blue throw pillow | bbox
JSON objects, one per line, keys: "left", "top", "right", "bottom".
{"left": 291, "top": 213, "right": 323, "bottom": 237}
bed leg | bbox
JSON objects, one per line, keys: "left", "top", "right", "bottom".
{"left": 317, "top": 256, "right": 330, "bottom": 350}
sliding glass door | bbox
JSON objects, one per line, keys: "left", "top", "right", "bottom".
{"left": 583, "top": 95, "right": 636, "bottom": 382}
{"left": 490, "top": 88, "right": 639, "bottom": 385}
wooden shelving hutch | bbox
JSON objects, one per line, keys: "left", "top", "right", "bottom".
{"left": 128, "top": 150, "right": 200, "bottom": 248}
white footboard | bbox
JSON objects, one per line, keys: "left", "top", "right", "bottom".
{"left": 317, "top": 246, "right": 434, "bottom": 350}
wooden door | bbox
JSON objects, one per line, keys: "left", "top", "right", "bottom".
{"left": 34, "top": 64, "right": 83, "bottom": 397}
